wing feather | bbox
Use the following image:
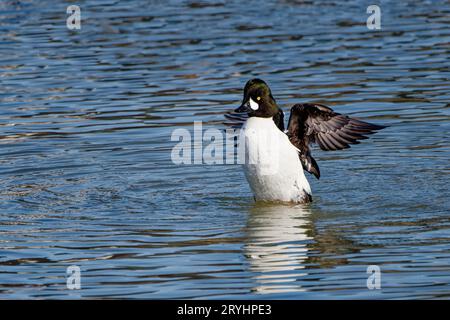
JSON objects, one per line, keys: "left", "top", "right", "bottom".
{"left": 224, "top": 109, "right": 285, "bottom": 131}
{"left": 287, "top": 103, "right": 386, "bottom": 179}
{"left": 224, "top": 112, "right": 249, "bottom": 129}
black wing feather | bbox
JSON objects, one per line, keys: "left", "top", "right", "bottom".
{"left": 224, "top": 112, "right": 249, "bottom": 129}
{"left": 287, "top": 103, "right": 386, "bottom": 179}
{"left": 224, "top": 109, "right": 285, "bottom": 131}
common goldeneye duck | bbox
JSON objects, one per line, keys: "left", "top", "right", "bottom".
{"left": 225, "top": 78, "right": 386, "bottom": 204}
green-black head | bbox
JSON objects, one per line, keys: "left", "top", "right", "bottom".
{"left": 235, "top": 79, "right": 279, "bottom": 118}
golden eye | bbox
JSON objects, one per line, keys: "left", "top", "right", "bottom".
{"left": 257, "top": 96, "right": 261, "bottom": 101}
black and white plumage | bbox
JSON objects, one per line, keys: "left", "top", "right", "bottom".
{"left": 225, "top": 78, "right": 385, "bottom": 203}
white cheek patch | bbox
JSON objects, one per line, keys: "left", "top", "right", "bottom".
{"left": 249, "top": 97, "right": 259, "bottom": 110}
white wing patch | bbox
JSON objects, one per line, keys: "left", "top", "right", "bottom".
{"left": 249, "top": 97, "right": 259, "bottom": 110}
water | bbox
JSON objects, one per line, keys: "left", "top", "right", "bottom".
{"left": 0, "top": 0, "right": 449, "bottom": 299}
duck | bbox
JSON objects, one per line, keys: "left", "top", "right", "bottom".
{"left": 225, "top": 78, "right": 385, "bottom": 203}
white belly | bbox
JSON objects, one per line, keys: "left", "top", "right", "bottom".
{"left": 239, "top": 117, "right": 311, "bottom": 203}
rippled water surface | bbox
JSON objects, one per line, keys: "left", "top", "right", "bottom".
{"left": 0, "top": 0, "right": 449, "bottom": 299}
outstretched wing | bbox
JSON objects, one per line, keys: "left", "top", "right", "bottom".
{"left": 224, "top": 109, "right": 285, "bottom": 131}
{"left": 224, "top": 111, "right": 249, "bottom": 129}
{"left": 287, "top": 103, "right": 386, "bottom": 179}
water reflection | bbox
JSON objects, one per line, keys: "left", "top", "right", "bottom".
{"left": 245, "top": 203, "right": 312, "bottom": 294}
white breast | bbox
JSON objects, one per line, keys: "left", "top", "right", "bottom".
{"left": 239, "top": 117, "right": 311, "bottom": 203}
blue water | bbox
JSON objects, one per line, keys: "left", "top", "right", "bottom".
{"left": 0, "top": 0, "right": 449, "bottom": 299}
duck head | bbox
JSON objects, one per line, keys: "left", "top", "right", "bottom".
{"left": 235, "top": 78, "right": 280, "bottom": 118}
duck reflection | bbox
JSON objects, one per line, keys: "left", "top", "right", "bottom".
{"left": 244, "top": 203, "right": 313, "bottom": 294}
